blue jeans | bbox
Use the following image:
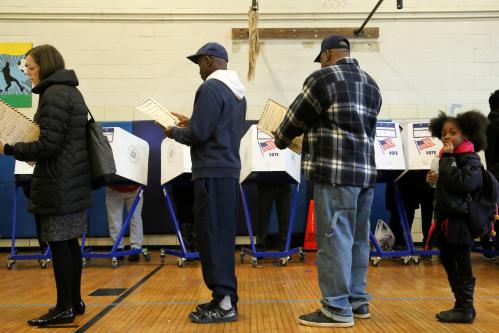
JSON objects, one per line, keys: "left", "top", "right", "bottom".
{"left": 314, "top": 183, "right": 374, "bottom": 322}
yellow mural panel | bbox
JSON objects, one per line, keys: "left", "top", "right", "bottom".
{"left": 0, "top": 43, "right": 32, "bottom": 56}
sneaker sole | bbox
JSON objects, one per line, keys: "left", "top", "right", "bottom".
{"left": 189, "top": 314, "right": 237, "bottom": 324}
{"left": 354, "top": 313, "right": 371, "bottom": 319}
{"left": 298, "top": 318, "right": 354, "bottom": 328}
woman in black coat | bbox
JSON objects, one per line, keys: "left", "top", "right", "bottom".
{"left": 0, "top": 45, "right": 92, "bottom": 326}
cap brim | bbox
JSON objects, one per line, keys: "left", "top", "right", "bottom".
{"left": 187, "top": 54, "right": 201, "bottom": 64}
{"left": 313, "top": 53, "right": 321, "bottom": 63}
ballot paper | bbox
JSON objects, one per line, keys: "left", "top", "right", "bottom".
{"left": 0, "top": 99, "right": 39, "bottom": 144}
{"left": 257, "top": 99, "right": 303, "bottom": 154}
{"left": 135, "top": 98, "right": 179, "bottom": 128}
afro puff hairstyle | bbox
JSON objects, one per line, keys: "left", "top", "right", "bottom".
{"left": 429, "top": 110, "right": 490, "bottom": 152}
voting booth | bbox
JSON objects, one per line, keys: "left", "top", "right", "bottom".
{"left": 103, "top": 127, "right": 149, "bottom": 186}
{"left": 370, "top": 121, "right": 416, "bottom": 265}
{"left": 239, "top": 125, "right": 304, "bottom": 266}
{"left": 160, "top": 138, "right": 198, "bottom": 267}
{"left": 374, "top": 121, "right": 406, "bottom": 171}
{"left": 7, "top": 161, "right": 51, "bottom": 270}
{"left": 82, "top": 127, "right": 150, "bottom": 267}
{"left": 160, "top": 137, "right": 192, "bottom": 185}
{"left": 371, "top": 121, "right": 443, "bottom": 264}
{"left": 240, "top": 125, "right": 301, "bottom": 185}
{"left": 401, "top": 122, "right": 442, "bottom": 170}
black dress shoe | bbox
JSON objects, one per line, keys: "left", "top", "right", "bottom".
{"left": 27, "top": 308, "right": 75, "bottom": 326}
{"left": 74, "top": 301, "right": 85, "bottom": 315}
{"left": 49, "top": 301, "right": 85, "bottom": 315}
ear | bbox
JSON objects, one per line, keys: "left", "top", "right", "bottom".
{"left": 206, "top": 56, "right": 213, "bottom": 67}
{"left": 325, "top": 50, "right": 332, "bottom": 62}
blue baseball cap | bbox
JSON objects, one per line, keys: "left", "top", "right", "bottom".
{"left": 313, "top": 35, "right": 350, "bottom": 62}
{"left": 187, "top": 42, "right": 229, "bottom": 64}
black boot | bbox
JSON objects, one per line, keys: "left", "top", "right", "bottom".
{"left": 436, "top": 276, "right": 459, "bottom": 320}
{"left": 27, "top": 308, "right": 75, "bottom": 326}
{"left": 436, "top": 277, "right": 476, "bottom": 323}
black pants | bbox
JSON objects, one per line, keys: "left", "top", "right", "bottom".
{"left": 48, "top": 238, "right": 83, "bottom": 310}
{"left": 193, "top": 178, "right": 238, "bottom": 306}
{"left": 257, "top": 185, "right": 291, "bottom": 249}
{"left": 439, "top": 242, "right": 473, "bottom": 282}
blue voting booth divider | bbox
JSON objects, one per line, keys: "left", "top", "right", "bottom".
{"left": 0, "top": 118, "right": 395, "bottom": 264}
{"left": 0, "top": 120, "right": 312, "bottom": 248}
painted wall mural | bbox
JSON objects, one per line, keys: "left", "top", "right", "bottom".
{"left": 0, "top": 42, "right": 32, "bottom": 107}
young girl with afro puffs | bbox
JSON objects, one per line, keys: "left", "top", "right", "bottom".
{"left": 427, "top": 110, "right": 489, "bottom": 324}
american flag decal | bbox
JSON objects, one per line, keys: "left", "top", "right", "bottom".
{"left": 258, "top": 139, "right": 276, "bottom": 154}
{"left": 378, "top": 138, "right": 396, "bottom": 152}
{"left": 415, "top": 138, "right": 435, "bottom": 152}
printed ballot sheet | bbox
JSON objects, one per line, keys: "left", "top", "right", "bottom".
{"left": 135, "top": 98, "right": 179, "bottom": 128}
{"left": 0, "top": 99, "right": 39, "bottom": 144}
{"left": 257, "top": 99, "right": 303, "bottom": 154}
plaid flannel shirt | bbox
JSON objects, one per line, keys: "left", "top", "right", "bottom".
{"left": 275, "top": 57, "right": 382, "bottom": 188}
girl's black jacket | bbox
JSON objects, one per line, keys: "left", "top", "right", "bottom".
{"left": 434, "top": 152, "right": 483, "bottom": 245}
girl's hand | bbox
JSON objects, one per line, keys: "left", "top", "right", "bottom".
{"left": 426, "top": 171, "right": 438, "bottom": 186}
{"left": 0, "top": 139, "right": 5, "bottom": 155}
{"left": 442, "top": 141, "right": 454, "bottom": 153}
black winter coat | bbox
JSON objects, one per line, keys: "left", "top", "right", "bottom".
{"left": 12, "top": 69, "right": 92, "bottom": 216}
{"left": 434, "top": 152, "right": 483, "bottom": 245}
{"left": 485, "top": 110, "right": 499, "bottom": 180}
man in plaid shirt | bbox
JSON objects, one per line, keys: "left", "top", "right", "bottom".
{"left": 275, "top": 35, "right": 382, "bottom": 328}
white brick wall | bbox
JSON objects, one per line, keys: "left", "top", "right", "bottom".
{"left": 1, "top": 1, "right": 497, "bottom": 123}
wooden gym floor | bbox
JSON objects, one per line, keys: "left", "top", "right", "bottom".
{"left": 0, "top": 250, "right": 497, "bottom": 333}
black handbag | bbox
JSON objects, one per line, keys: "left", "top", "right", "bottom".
{"left": 87, "top": 110, "right": 116, "bottom": 189}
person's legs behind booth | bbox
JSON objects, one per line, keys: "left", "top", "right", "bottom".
{"left": 171, "top": 185, "right": 196, "bottom": 252}
{"left": 257, "top": 185, "right": 292, "bottom": 252}
{"left": 106, "top": 186, "right": 144, "bottom": 261}
{"left": 124, "top": 188, "right": 144, "bottom": 261}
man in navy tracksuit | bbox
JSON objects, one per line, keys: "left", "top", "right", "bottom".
{"left": 164, "top": 42, "right": 246, "bottom": 323}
